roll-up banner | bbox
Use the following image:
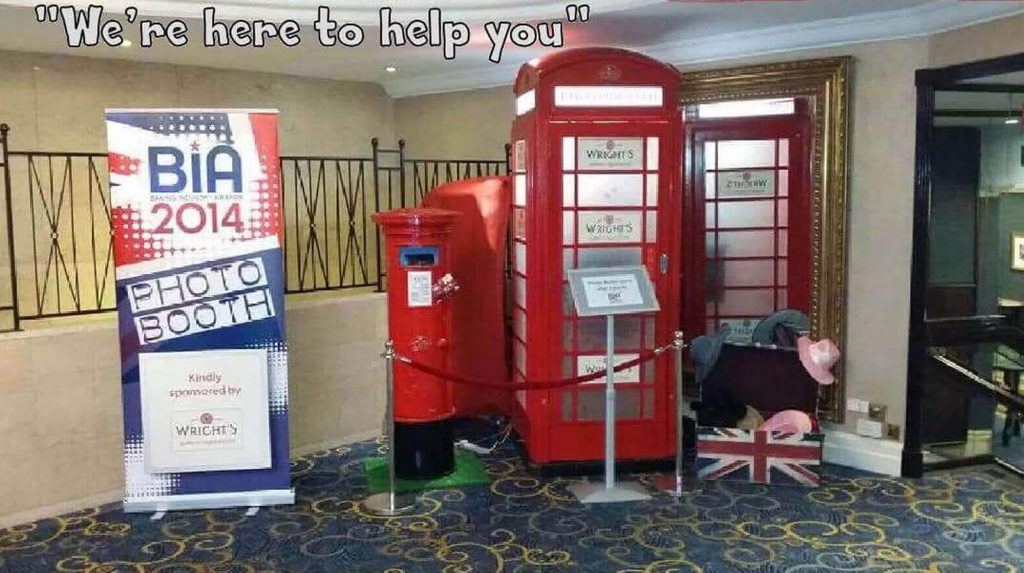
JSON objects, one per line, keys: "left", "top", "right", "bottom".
{"left": 106, "top": 109, "right": 293, "bottom": 512}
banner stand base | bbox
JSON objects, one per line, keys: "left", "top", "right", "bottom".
{"left": 123, "top": 489, "right": 295, "bottom": 513}
{"left": 569, "top": 481, "right": 651, "bottom": 504}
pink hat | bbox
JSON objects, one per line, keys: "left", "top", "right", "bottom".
{"left": 758, "top": 410, "right": 815, "bottom": 434}
{"left": 797, "top": 337, "right": 840, "bottom": 385}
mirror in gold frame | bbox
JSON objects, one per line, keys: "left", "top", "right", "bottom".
{"left": 679, "top": 57, "right": 851, "bottom": 422}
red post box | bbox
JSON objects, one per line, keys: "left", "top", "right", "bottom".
{"left": 509, "top": 48, "right": 682, "bottom": 466}
{"left": 372, "top": 208, "right": 460, "bottom": 479}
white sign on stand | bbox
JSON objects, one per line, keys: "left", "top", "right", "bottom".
{"left": 566, "top": 266, "right": 659, "bottom": 504}
{"left": 569, "top": 266, "right": 659, "bottom": 318}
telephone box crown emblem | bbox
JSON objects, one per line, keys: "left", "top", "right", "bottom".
{"left": 598, "top": 64, "right": 622, "bottom": 81}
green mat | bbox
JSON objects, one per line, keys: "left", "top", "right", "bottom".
{"left": 363, "top": 449, "right": 490, "bottom": 494}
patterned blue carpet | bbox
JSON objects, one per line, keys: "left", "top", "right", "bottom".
{"left": 2, "top": 435, "right": 1024, "bottom": 572}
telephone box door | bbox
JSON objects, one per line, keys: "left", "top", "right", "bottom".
{"left": 549, "top": 121, "right": 679, "bottom": 461}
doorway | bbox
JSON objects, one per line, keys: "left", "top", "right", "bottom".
{"left": 907, "top": 52, "right": 1024, "bottom": 478}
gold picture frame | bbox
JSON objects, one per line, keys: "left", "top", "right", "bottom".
{"left": 679, "top": 57, "right": 852, "bottom": 422}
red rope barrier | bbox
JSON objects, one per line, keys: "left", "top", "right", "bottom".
{"left": 395, "top": 346, "right": 673, "bottom": 390}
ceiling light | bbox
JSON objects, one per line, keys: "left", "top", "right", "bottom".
{"left": 1006, "top": 118, "right": 1020, "bottom": 125}
{"left": 385, "top": 66, "right": 397, "bottom": 73}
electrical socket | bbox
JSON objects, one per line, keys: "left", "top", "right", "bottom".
{"left": 856, "top": 418, "right": 884, "bottom": 439}
{"left": 847, "top": 398, "right": 869, "bottom": 413}
{"left": 868, "top": 403, "right": 887, "bottom": 422}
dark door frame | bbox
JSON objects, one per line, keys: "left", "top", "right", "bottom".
{"left": 905, "top": 52, "right": 1024, "bottom": 478}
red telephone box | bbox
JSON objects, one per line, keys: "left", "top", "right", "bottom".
{"left": 509, "top": 48, "right": 682, "bottom": 465}
{"left": 372, "top": 208, "right": 460, "bottom": 479}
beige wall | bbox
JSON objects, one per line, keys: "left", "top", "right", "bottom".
{"left": 0, "top": 49, "right": 395, "bottom": 154}
{"left": 929, "top": 13, "right": 1024, "bottom": 68}
{"left": 394, "top": 86, "right": 513, "bottom": 159}
{"left": 0, "top": 292, "right": 386, "bottom": 528}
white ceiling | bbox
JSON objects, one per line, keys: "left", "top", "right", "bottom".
{"left": 1, "top": 0, "right": 1023, "bottom": 97}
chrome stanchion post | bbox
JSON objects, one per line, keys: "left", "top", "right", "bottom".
{"left": 363, "top": 340, "right": 414, "bottom": 516}
{"left": 656, "top": 330, "right": 701, "bottom": 496}
{"left": 605, "top": 314, "right": 616, "bottom": 490}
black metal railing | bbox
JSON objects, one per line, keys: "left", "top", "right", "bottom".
{"left": 0, "top": 125, "right": 509, "bottom": 331}
{"left": 281, "top": 155, "right": 376, "bottom": 294}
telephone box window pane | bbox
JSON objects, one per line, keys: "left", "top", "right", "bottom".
{"left": 514, "top": 242, "right": 527, "bottom": 274}
{"left": 646, "top": 212, "right": 658, "bottom": 243}
{"left": 718, "top": 289, "right": 775, "bottom": 316}
{"left": 563, "top": 211, "right": 576, "bottom": 245}
{"left": 514, "top": 275, "right": 526, "bottom": 308}
{"left": 698, "top": 98, "right": 795, "bottom": 119}
{"left": 705, "top": 173, "right": 716, "bottom": 199}
{"left": 646, "top": 137, "right": 660, "bottom": 170}
{"left": 577, "top": 389, "right": 640, "bottom": 421}
{"left": 578, "top": 246, "right": 642, "bottom": 268}
{"left": 514, "top": 140, "right": 526, "bottom": 173}
{"left": 562, "top": 390, "right": 573, "bottom": 421}
{"left": 722, "top": 259, "right": 775, "bottom": 287}
{"left": 717, "top": 140, "right": 776, "bottom": 169}
{"left": 563, "top": 248, "right": 575, "bottom": 280}
{"left": 563, "top": 137, "right": 576, "bottom": 171}
{"left": 576, "top": 317, "right": 642, "bottom": 351}
{"left": 563, "top": 285, "right": 574, "bottom": 314}
{"left": 716, "top": 230, "right": 775, "bottom": 258}
{"left": 577, "top": 211, "right": 643, "bottom": 244}
{"left": 778, "top": 230, "right": 788, "bottom": 254}
{"left": 513, "top": 209, "right": 526, "bottom": 239}
{"left": 515, "top": 90, "right": 536, "bottom": 116}
{"left": 706, "top": 204, "right": 717, "bottom": 228}
{"left": 642, "top": 390, "right": 654, "bottom": 419}
{"left": 779, "top": 169, "right": 789, "bottom": 197}
{"left": 513, "top": 308, "right": 526, "bottom": 340}
{"left": 514, "top": 340, "right": 526, "bottom": 374}
{"left": 778, "top": 290, "right": 788, "bottom": 308}
{"left": 578, "top": 138, "right": 643, "bottom": 171}
{"left": 577, "top": 174, "right": 644, "bottom": 207}
{"left": 646, "top": 174, "right": 659, "bottom": 207}
{"left": 779, "top": 139, "right": 790, "bottom": 167}
{"left": 779, "top": 199, "right": 789, "bottom": 226}
{"left": 563, "top": 174, "right": 576, "bottom": 207}
{"left": 718, "top": 201, "right": 774, "bottom": 229}
{"left": 778, "top": 259, "right": 788, "bottom": 287}
{"left": 704, "top": 141, "right": 716, "bottom": 169}
{"left": 514, "top": 174, "right": 527, "bottom": 206}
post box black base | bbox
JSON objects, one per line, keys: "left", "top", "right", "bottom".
{"left": 395, "top": 418, "right": 455, "bottom": 480}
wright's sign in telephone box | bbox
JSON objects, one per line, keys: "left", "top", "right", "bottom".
{"left": 509, "top": 48, "right": 683, "bottom": 465}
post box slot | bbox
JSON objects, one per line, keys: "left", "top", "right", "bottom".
{"left": 399, "top": 246, "right": 439, "bottom": 267}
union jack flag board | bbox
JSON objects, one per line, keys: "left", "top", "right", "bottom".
{"left": 697, "top": 427, "right": 823, "bottom": 487}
